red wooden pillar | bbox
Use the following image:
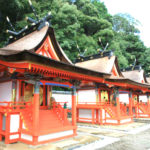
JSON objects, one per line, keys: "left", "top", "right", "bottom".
{"left": 147, "top": 94, "right": 150, "bottom": 115}
{"left": 0, "top": 113, "right": 2, "bottom": 141}
{"left": 95, "top": 85, "right": 99, "bottom": 124}
{"left": 98, "top": 88, "right": 103, "bottom": 125}
{"left": 77, "top": 109, "right": 79, "bottom": 122}
{"left": 92, "top": 109, "right": 95, "bottom": 124}
{"left": 22, "top": 82, "right": 25, "bottom": 101}
{"left": 33, "top": 82, "right": 40, "bottom": 144}
{"left": 116, "top": 89, "right": 120, "bottom": 123}
{"left": 5, "top": 114, "right": 10, "bottom": 144}
{"left": 72, "top": 87, "right": 77, "bottom": 135}
{"left": 137, "top": 94, "right": 139, "bottom": 117}
{"left": 76, "top": 90, "right": 79, "bottom": 122}
{"left": 129, "top": 91, "right": 133, "bottom": 116}
{"left": 99, "top": 109, "right": 103, "bottom": 125}
{"left": 96, "top": 110, "right": 99, "bottom": 124}
{"left": 19, "top": 113, "right": 23, "bottom": 141}
{"left": 43, "top": 85, "right": 46, "bottom": 106}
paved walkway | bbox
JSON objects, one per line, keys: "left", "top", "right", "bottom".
{"left": 0, "top": 119, "right": 150, "bottom": 150}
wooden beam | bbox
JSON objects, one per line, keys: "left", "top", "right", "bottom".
{"left": 33, "top": 82, "right": 40, "bottom": 137}
{"left": 72, "top": 87, "right": 77, "bottom": 135}
{"left": 129, "top": 91, "right": 133, "bottom": 116}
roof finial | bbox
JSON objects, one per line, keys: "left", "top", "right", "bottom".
{"left": 98, "top": 37, "right": 109, "bottom": 53}
{"left": 76, "top": 44, "right": 87, "bottom": 58}
{"left": 28, "top": 0, "right": 39, "bottom": 21}
{"left": 6, "top": 16, "right": 19, "bottom": 36}
{"left": 132, "top": 58, "right": 136, "bottom": 70}
{"left": 6, "top": 16, "right": 16, "bottom": 32}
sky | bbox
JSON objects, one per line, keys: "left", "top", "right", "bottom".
{"left": 101, "top": 0, "right": 150, "bottom": 47}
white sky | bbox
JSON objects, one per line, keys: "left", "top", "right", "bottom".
{"left": 101, "top": 0, "right": 150, "bottom": 47}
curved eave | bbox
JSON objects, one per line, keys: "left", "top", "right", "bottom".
{"left": 106, "top": 78, "right": 150, "bottom": 91}
{"left": 1, "top": 25, "right": 72, "bottom": 65}
{"left": 32, "top": 27, "right": 73, "bottom": 64}
{"left": 122, "top": 69, "right": 148, "bottom": 84}
{"left": 114, "top": 57, "right": 123, "bottom": 77}
{"left": 0, "top": 50, "right": 110, "bottom": 82}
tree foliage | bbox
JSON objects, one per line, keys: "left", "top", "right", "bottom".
{"left": 0, "top": 0, "right": 149, "bottom": 73}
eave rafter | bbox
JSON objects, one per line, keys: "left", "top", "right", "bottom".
{"left": 0, "top": 59, "right": 105, "bottom": 83}
{"left": 105, "top": 80, "right": 149, "bottom": 92}
{"left": 28, "top": 63, "right": 105, "bottom": 83}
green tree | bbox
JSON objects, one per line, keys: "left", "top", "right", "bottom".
{"left": 0, "top": 0, "right": 149, "bottom": 75}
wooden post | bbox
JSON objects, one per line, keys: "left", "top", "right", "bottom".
{"left": 0, "top": 113, "right": 2, "bottom": 141}
{"left": 99, "top": 109, "right": 103, "bottom": 125}
{"left": 72, "top": 86, "right": 77, "bottom": 135}
{"left": 12, "top": 80, "right": 17, "bottom": 102}
{"left": 116, "top": 89, "right": 120, "bottom": 123}
{"left": 96, "top": 109, "right": 99, "bottom": 124}
{"left": 98, "top": 88, "right": 103, "bottom": 125}
{"left": 98, "top": 88, "right": 104, "bottom": 125}
{"left": 77, "top": 109, "right": 79, "bottom": 122}
{"left": 108, "top": 91, "right": 110, "bottom": 103}
{"left": 76, "top": 90, "right": 78, "bottom": 104}
{"left": 47, "top": 86, "right": 52, "bottom": 106}
{"left": 137, "top": 94, "right": 139, "bottom": 117}
{"left": 95, "top": 84, "right": 99, "bottom": 124}
{"left": 43, "top": 85, "right": 46, "bottom": 106}
{"left": 5, "top": 114, "right": 10, "bottom": 144}
{"left": 147, "top": 94, "right": 150, "bottom": 115}
{"left": 98, "top": 88, "right": 101, "bottom": 102}
{"left": 22, "top": 82, "right": 25, "bottom": 97}
{"left": 129, "top": 91, "right": 133, "bottom": 116}
{"left": 33, "top": 82, "right": 40, "bottom": 144}
{"left": 96, "top": 84, "right": 99, "bottom": 104}
{"left": 18, "top": 80, "right": 22, "bottom": 102}
{"left": 92, "top": 109, "right": 95, "bottom": 124}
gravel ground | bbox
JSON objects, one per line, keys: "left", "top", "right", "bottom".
{"left": 1, "top": 119, "right": 150, "bottom": 150}
{"left": 99, "top": 128, "right": 150, "bottom": 150}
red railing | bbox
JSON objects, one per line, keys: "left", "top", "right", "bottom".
{"left": 53, "top": 102, "right": 70, "bottom": 126}
{"left": 0, "top": 101, "right": 32, "bottom": 112}
{"left": 120, "top": 102, "right": 128, "bottom": 116}
{"left": 77, "top": 102, "right": 114, "bottom": 106}
{"left": 138, "top": 102, "right": 149, "bottom": 114}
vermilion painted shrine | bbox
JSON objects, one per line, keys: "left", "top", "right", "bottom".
{"left": 0, "top": 12, "right": 150, "bottom": 146}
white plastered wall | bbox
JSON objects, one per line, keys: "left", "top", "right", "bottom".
{"left": 119, "top": 93, "right": 129, "bottom": 104}
{"left": 79, "top": 109, "right": 94, "bottom": 121}
{"left": 139, "top": 95, "right": 147, "bottom": 102}
{"left": 10, "top": 114, "right": 20, "bottom": 133}
{"left": 120, "top": 118, "right": 132, "bottom": 124}
{"left": 9, "top": 114, "right": 20, "bottom": 140}
{"left": 52, "top": 93, "right": 72, "bottom": 108}
{"left": 21, "top": 134, "right": 33, "bottom": 141}
{"left": 77, "top": 89, "right": 96, "bottom": 103}
{"left": 38, "top": 130, "right": 73, "bottom": 142}
{"left": 21, "top": 129, "right": 74, "bottom": 143}
{"left": 77, "top": 90, "right": 96, "bottom": 122}
{"left": 0, "top": 81, "right": 12, "bottom": 104}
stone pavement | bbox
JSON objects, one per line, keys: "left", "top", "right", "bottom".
{"left": 0, "top": 120, "right": 150, "bottom": 150}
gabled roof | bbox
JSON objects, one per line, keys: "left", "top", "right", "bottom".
{"left": 106, "top": 77, "right": 150, "bottom": 90}
{"left": 0, "top": 23, "right": 72, "bottom": 64}
{"left": 75, "top": 51, "right": 123, "bottom": 77}
{"left": 0, "top": 50, "right": 110, "bottom": 82}
{"left": 75, "top": 52, "right": 150, "bottom": 90}
{"left": 122, "top": 66, "right": 148, "bottom": 84}
{"left": 0, "top": 23, "right": 110, "bottom": 82}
